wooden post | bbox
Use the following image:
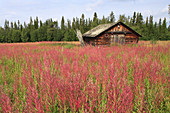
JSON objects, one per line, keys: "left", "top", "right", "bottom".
{"left": 76, "top": 29, "right": 85, "bottom": 47}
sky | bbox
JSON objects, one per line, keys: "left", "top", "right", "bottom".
{"left": 0, "top": 0, "right": 169, "bottom": 27}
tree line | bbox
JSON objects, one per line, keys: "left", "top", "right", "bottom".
{"left": 0, "top": 11, "right": 169, "bottom": 43}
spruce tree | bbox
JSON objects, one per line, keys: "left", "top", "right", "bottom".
{"left": 162, "top": 18, "right": 167, "bottom": 40}
{"left": 17, "top": 20, "right": 20, "bottom": 30}
{"left": 12, "top": 30, "right": 21, "bottom": 42}
{"left": 72, "top": 18, "right": 76, "bottom": 30}
{"left": 61, "top": 16, "right": 65, "bottom": 31}
{"left": 109, "top": 11, "right": 115, "bottom": 23}
{"left": 0, "top": 28, "right": 5, "bottom": 42}
{"left": 118, "top": 15, "right": 127, "bottom": 23}
{"left": 38, "top": 26, "right": 47, "bottom": 41}
{"left": 61, "top": 16, "right": 65, "bottom": 41}
{"left": 34, "top": 16, "right": 39, "bottom": 29}
{"left": 40, "top": 20, "right": 43, "bottom": 28}
{"left": 132, "top": 12, "right": 136, "bottom": 25}
{"left": 21, "top": 29, "right": 30, "bottom": 42}
{"left": 11, "top": 22, "right": 14, "bottom": 29}
{"left": 92, "top": 12, "right": 98, "bottom": 28}
{"left": 80, "top": 14, "right": 85, "bottom": 33}
{"left": 30, "top": 29, "right": 39, "bottom": 42}
{"left": 148, "top": 15, "right": 154, "bottom": 40}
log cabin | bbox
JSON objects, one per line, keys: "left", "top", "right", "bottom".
{"left": 83, "top": 21, "right": 142, "bottom": 46}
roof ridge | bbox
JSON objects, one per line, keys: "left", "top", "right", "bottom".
{"left": 83, "top": 22, "right": 142, "bottom": 38}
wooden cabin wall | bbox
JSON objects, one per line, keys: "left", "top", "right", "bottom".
{"left": 95, "top": 33, "right": 111, "bottom": 45}
{"left": 109, "top": 24, "right": 139, "bottom": 44}
{"left": 125, "top": 34, "right": 138, "bottom": 44}
{"left": 83, "top": 23, "right": 140, "bottom": 46}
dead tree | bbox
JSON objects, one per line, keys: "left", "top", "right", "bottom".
{"left": 76, "top": 29, "right": 85, "bottom": 47}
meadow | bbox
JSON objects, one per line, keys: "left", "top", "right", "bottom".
{"left": 0, "top": 42, "right": 169, "bottom": 112}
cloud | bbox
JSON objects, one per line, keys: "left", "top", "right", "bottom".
{"left": 85, "top": 0, "right": 103, "bottom": 12}
{"left": 161, "top": 6, "right": 168, "bottom": 13}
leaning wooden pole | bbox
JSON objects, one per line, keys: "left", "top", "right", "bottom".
{"left": 76, "top": 29, "right": 85, "bottom": 47}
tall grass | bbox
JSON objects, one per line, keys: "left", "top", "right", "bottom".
{"left": 0, "top": 43, "right": 169, "bottom": 112}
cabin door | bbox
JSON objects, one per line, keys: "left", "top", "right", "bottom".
{"left": 110, "top": 35, "right": 125, "bottom": 44}
{"left": 120, "top": 36, "right": 125, "bottom": 44}
{"left": 118, "top": 35, "right": 125, "bottom": 44}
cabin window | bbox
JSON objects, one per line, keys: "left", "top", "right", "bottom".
{"left": 104, "top": 34, "right": 110, "bottom": 39}
{"left": 118, "top": 25, "right": 120, "bottom": 29}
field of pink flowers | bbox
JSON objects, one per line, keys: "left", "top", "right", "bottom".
{"left": 0, "top": 43, "right": 169, "bottom": 112}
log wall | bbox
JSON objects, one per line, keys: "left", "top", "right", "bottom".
{"left": 84, "top": 24, "right": 139, "bottom": 46}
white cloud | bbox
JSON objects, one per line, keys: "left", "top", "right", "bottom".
{"left": 85, "top": 0, "right": 103, "bottom": 12}
{"left": 143, "top": 10, "right": 152, "bottom": 16}
{"left": 161, "top": 6, "right": 168, "bottom": 13}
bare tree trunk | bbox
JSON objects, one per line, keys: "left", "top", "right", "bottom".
{"left": 76, "top": 29, "right": 85, "bottom": 47}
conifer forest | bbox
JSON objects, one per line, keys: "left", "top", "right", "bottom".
{"left": 0, "top": 11, "right": 169, "bottom": 43}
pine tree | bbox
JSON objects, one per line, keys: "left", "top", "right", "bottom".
{"left": 47, "top": 28, "right": 56, "bottom": 41}
{"left": 132, "top": 12, "right": 136, "bottom": 25}
{"left": 38, "top": 26, "right": 47, "bottom": 41}
{"left": 0, "top": 28, "right": 5, "bottom": 42}
{"left": 162, "top": 18, "right": 167, "bottom": 40}
{"left": 92, "top": 12, "right": 98, "bottom": 28}
{"left": 72, "top": 18, "right": 76, "bottom": 30}
{"left": 53, "top": 29, "right": 62, "bottom": 41}
{"left": 21, "top": 29, "right": 30, "bottom": 42}
{"left": 88, "top": 18, "right": 92, "bottom": 30}
{"left": 64, "top": 29, "right": 76, "bottom": 41}
{"left": 34, "top": 16, "right": 39, "bottom": 29}
{"left": 61, "top": 16, "right": 65, "bottom": 41}
{"left": 136, "top": 13, "right": 139, "bottom": 25}
{"left": 154, "top": 22, "right": 159, "bottom": 40}
{"left": 80, "top": 14, "right": 85, "bottom": 33}
{"left": 148, "top": 15, "right": 154, "bottom": 40}
{"left": 158, "top": 18, "right": 162, "bottom": 40}
{"left": 61, "top": 16, "right": 65, "bottom": 31}
{"left": 12, "top": 30, "right": 21, "bottom": 42}
{"left": 24, "top": 22, "right": 27, "bottom": 28}
{"left": 28, "top": 17, "right": 33, "bottom": 30}
{"left": 109, "top": 11, "right": 115, "bottom": 23}
{"left": 143, "top": 17, "right": 149, "bottom": 40}
{"left": 101, "top": 16, "right": 106, "bottom": 24}
{"left": 139, "top": 13, "right": 143, "bottom": 26}
{"left": 118, "top": 15, "right": 127, "bottom": 23}
{"left": 30, "top": 30, "right": 39, "bottom": 42}
{"left": 17, "top": 20, "right": 20, "bottom": 30}
{"left": 53, "top": 21, "right": 58, "bottom": 29}
{"left": 14, "top": 22, "right": 18, "bottom": 30}
{"left": 75, "top": 17, "right": 79, "bottom": 30}
{"left": 130, "top": 18, "right": 133, "bottom": 26}
{"left": 126, "top": 16, "right": 130, "bottom": 25}
{"left": 4, "top": 20, "right": 10, "bottom": 31}
{"left": 11, "top": 22, "right": 14, "bottom": 29}
{"left": 40, "top": 20, "right": 43, "bottom": 28}
{"left": 67, "top": 19, "right": 71, "bottom": 30}
{"left": 162, "top": 18, "right": 167, "bottom": 34}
